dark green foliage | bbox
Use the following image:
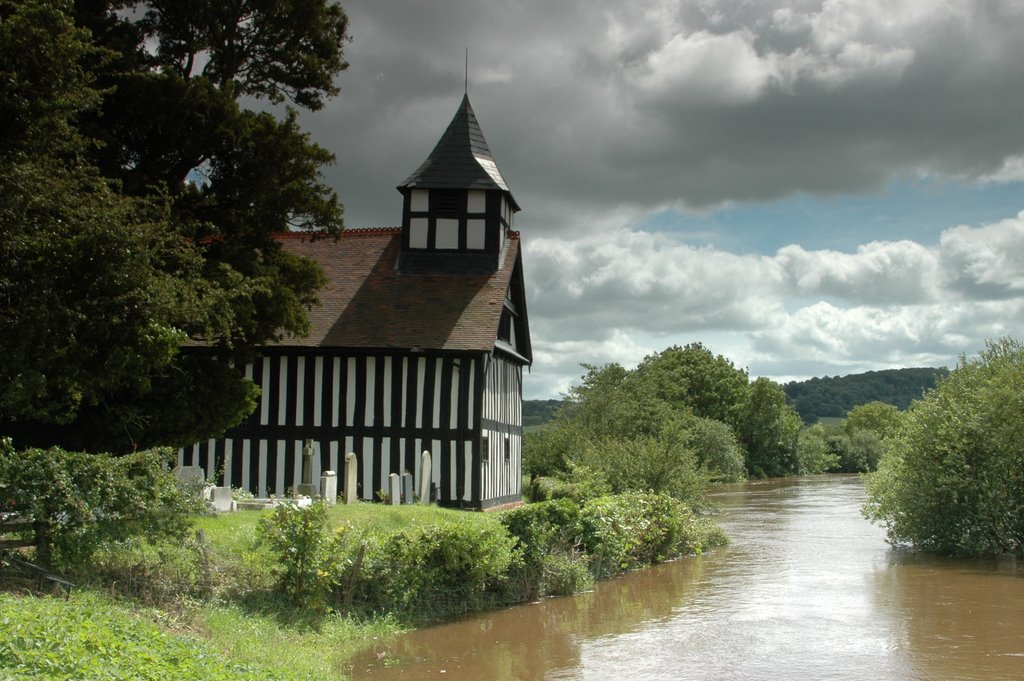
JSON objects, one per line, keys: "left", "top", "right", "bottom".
{"left": 833, "top": 429, "right": 884, "bottom": 473}
{"left": 0, "top": 439, "right": 201, "bottom": 570}
{"left": 522, "top": 399, "right": 566, "bottom": 427}
{"left": 865, "top": 339, "right": 1024, "bottom": 556}
{"left": 738, "top": 377, "right": 801, "bottom": 477}
{"left": 798, "top": 421, "right": 885, "bottom": 475}
{"left": 1, "top": 0, "right": 349, "bottom": 450}
{"left": 500, "top": 499, "right": 591, "bottom": 599}
{"left": 523, "top": 424, "right": 580, "bottom": 480}
{"left": 785, "top": 367, "right": 948, "bottom": 422}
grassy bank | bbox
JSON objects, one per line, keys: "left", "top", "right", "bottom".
{"left": 2, "top": 498, "right": 724, "bottom": 680}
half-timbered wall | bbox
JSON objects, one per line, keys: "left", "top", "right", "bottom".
{"left": 479, "top": 353, "right": 523, "bottom": 506}
{"left": 179, "top": 349, "right": 475, "bottom": 503}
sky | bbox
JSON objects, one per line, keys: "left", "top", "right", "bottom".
{"left": 298, "top": 0, "right": 1024, "bottom": 400}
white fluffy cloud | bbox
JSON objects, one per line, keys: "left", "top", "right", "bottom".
{"left": 525, "top": 211, "right": 1024, "bottom": 396}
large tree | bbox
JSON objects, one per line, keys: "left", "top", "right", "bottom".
{"left": 0, "top": 0, "right": 349, "bottom": 451}
{"left": 865, "top": 339, "right": 1024, "bottom": 556}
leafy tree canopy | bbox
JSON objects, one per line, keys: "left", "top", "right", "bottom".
{"left": 0, "top": 0, "right": 349, "bottom": 451}
{"left": 865, "top": 338, "right": 1024, "bottom": 556}
{"left": 524, "top": 343, "right": 802, "bottom": 491}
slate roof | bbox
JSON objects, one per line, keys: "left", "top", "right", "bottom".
{"left": 399, "top": 94, "right": 519, "bottom": 209}
{"left": 272, "top": 228, "right": 525, "bottom": 357}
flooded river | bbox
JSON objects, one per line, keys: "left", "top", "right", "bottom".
{"left": 350, "top": 476, "right": 1024, "bottom": 680}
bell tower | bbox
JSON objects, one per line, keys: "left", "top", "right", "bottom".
{"left": 397, "top": 95, "right": 520, "bottom": 273}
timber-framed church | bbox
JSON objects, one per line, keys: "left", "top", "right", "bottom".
{"left": 177, "top": 95, "right": 532, "bottom": 509}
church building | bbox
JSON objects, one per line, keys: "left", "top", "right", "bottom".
{"left": 177, "top": 95, "right": 532, "bottom": 509}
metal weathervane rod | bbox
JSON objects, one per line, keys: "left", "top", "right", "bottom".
{"left": 465, "top": 47, "right": 469, "bottom": 94}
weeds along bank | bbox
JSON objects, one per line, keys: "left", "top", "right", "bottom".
{"left": 258, "top": 491, "right": 726, "bottom": 620}
{"left": 0, "top": 442, "right": 725, "bottom": 680}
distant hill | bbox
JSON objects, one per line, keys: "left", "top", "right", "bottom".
{"left": 523, "top": 399, "right": 565, "bottom": 428}
{"left": 784, "top": 367, "right": 949, "bottom": 423}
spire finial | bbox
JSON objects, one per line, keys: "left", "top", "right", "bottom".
{"left": 465, "top": 47, "right": 469, "bottom": 94}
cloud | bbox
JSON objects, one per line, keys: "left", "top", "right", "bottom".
{"left": 939, "top": 211, "right": 1024, "bottom": 298}
{"left": 523, "top": 212, "right": 1024, "bottom": 396}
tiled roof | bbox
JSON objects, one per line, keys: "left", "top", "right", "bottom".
{"left": 399, "top": 94, "right": 518, "bottom": 208}
{"left": 273, "top": 229, "right": 520, "bottom": 353}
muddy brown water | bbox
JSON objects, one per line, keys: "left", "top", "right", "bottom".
{"left": 349, "top": 476, "right": 1023, "bottom": 680}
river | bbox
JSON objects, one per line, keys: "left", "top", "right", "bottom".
{"left": 348, "top": 475, "right": 1023, "bottom": 680}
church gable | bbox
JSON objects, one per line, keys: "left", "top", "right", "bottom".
{"left": 179, "top": 94, "right": 531, "bottom": 509}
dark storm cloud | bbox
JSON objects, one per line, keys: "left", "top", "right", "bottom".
{"left": 301, "top": 0, "right": 1024, "bottom": 396}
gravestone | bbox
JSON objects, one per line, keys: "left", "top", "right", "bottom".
{"left": 418, "top": 451, "right": 432, "bottom": 504}
{"left": 173, "top": 466, "right": 206, "bottom": 500}
{"left": 210, "top": 486, "right": 233, "bottom": 513}
{"left": 172, "top": 465, "right": 205, "bottom": 487}
{"left": 321, "top": 471, "right": 338, "bottom": 506}
{"left": 388, "top": 474, "right": 401, "bottom": 506}
{"left": 296, "top": 439, "right": 317, "bottom": 497}
{"left": 401, "top": 472, "right": 414, "bottom": 504}
{"left": 344, "top": 452, "right": 358, "bottom": 504}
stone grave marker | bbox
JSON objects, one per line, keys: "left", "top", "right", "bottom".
{"left": 210, "top": 486, "right": 233, "bottom": 513}
{"left": 418, "top": 451, "right": 432, "bottom": 504}
{"left": 321, "top": 471, "right": 338, "bottom": 505}
{"left": 296, "top": 439, "right": 317, "bottom": 497}
{"left": 388, "top": 474, "right": 401, "bottom": 506}
{"left": 344, "top": 452, "right": 358, "bottom": 504}
{"left": 401, "top": 472, "right": 414, "bottom": 504}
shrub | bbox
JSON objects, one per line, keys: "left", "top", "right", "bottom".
{"left": 865, "top": 339, "right": 1024, "bottom": 556}
{"left": 797, "top": 423, "right": 841, "bottom": 474}
{"left": 525, "top": 464, "right": 611, "bottom": 505}
{"left": 88, "top": 536, "right": 212, "bottom": 604}
{"left": 835, "top": 429, "right": 884, "bottom": 473}
{"left": 575, "top": 427, "right": 709, "bottom": 510}
{"left": 580, "top": 492, "right": 724, "bottom": 578}
{"left": 341, "top": 516, "right": 517, "bottom": 620}
{"left": 500, "top": 498, "right": 590, "bottom": 599}
{"left": 0, "top": 441, "right": 201, "bottom": 570}
{"left": 257, "top": 501, "right": 338, "bottom": 611}
{"left": 690, "top": 417, "right": 746, "bottom": 482}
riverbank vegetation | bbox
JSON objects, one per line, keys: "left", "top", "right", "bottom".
{"left": 1, "top": 436, "right": 723, "bottom": 679}
{"left": 865, "top": 339, "right": 1024, "bottom": 557}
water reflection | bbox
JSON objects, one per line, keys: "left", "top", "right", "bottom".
{"left": 872, "top": 551, "right": 1023, "bottom": 680}
{"left": 349, "top": 476, "right": 1024, "bottom": 681}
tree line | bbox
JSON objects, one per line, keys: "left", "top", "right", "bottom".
{"left": 525, "top": 366, "right": 949, "bottom": 428}
{"left": 784, "top": 367, "right": 948, "bottom": 422}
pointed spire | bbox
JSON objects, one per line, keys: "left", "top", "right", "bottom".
{"left": 399, "top": 95, "right": 515, "bottom": 202}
